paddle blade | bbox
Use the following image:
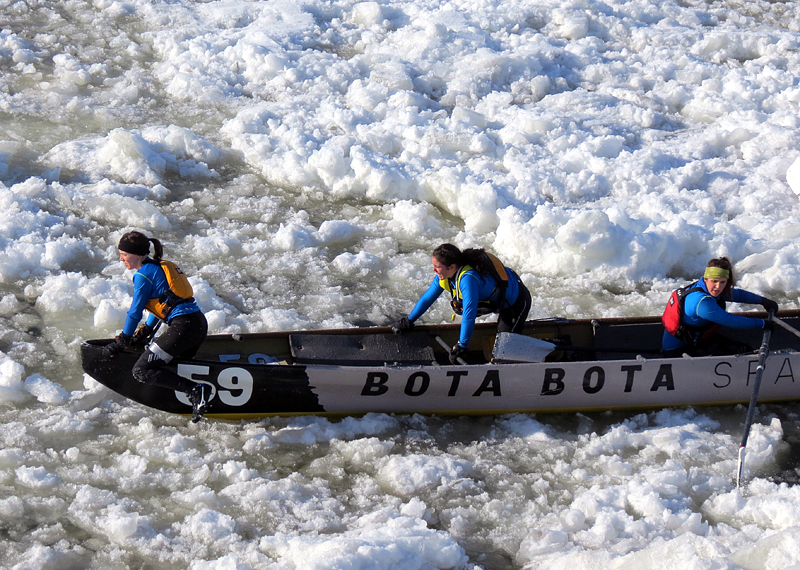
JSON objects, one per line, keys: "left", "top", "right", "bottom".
{"left": 736, "top": 446, "right": 746, "bottom": 489}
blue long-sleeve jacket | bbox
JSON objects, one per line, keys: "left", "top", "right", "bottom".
{"left": 661, "top": 279, "right": 765, "bottom": 351}
{"left": 123, "top": 260, "right": 201, "bottom": 336}
{"left": 408, "top": 267, "right": 521, "bottom": 347}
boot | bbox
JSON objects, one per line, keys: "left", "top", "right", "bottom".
{"left": 188, "top": 383, "right": 209, "bottom": 423}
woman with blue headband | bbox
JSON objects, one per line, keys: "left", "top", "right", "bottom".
{"left": 662, "top": 256, "right": 778, "bottom": 357}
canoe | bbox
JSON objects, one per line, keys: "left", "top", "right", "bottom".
{"left": 80, "top": 311, "right": 800, "bottom": 420}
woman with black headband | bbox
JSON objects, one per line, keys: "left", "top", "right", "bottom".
{"left": 104, "top": 230, "right": 210, "bottom": 422}
{"left": 661, "top": 256, "right": 778, "bottom": 357}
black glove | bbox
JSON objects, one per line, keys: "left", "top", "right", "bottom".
{"left": 131, "top": 324, "right": 155, "bottom": 347}
{"left": 761, "top": 298, "right": 779, "bottom": 314}
{"left": 449, "top": 343, "right": 467, "bottom": 365}
{"left": 102, "top": 333, "right": 131, "bottom": 358}
{"left": 392, "top": 317, "right": 414, "bottom": 335}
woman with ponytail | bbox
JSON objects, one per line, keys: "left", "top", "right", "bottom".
{"left": 104, "top": 230, "right": 210, "bottom": 422}
{"left": 661, "top": 256, "right": 778, "bottom": 357}
{"left": 394, "top": 243, "right": 531, "bottom": 364}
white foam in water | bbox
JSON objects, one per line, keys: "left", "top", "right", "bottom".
{"left": 2, "top": 0, "right": 800, "bottom": 568}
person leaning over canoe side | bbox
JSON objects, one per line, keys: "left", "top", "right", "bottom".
{"left": 661, "top": 256, "right": 778, "bottom": 357}
{"left": 103, "top": 230, "right": 211, "bottom": 422}
{"left": 394, "top": 244, "right": 532, "bottom": 364}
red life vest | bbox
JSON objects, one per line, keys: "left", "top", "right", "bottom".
{"left": 662, "top": 285, "right": 704, "bottom": 339}
{"left": 662, "top": 284, "right": 724, "bottom": 344}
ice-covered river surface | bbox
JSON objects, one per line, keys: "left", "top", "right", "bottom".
{"left": 2, "top": 0, "right": 800, "bottom": 568}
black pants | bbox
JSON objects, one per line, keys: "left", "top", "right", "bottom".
{"left": 132, "top": 311, "right": 208, "bottom": 393}
{"left": 497, "top": 278, "right": 531, "bottom": 334}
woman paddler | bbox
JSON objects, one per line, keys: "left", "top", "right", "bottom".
{"left": 661, "top": 256, "right": 778, "bottom": 357}
{"left": 103, "top": 230, "right": 210, "bottom": 422}
{"left": 394, "top": 244, "right": 531, "bottom": 364}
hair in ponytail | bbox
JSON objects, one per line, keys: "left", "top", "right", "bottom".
{"left": 432, "top": 244, "right": 498, "bottom": 275}
{"left": 118, "top": 230, "right": 164, "bottom": 262}
{"left": 461, "top": 248, "right": 493, "bottom": 273}
{"left": 150, "top": 238, "right": 163, "bottom": 262}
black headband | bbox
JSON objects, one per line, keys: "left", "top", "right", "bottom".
{"left": 118, "top": 235, "right": 150, "bottom": 256}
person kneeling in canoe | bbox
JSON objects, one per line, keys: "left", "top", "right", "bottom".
{"left": 103, "top": 230, "right": 210, "bottom": 422}
{"left": 661, "top": 256, "right": 778, "bottom": 357}
{"left": 394, "top": 244, "right": 531, "bottom": 364}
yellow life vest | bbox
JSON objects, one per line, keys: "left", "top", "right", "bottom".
{"left": 140, "top": 260, "right": 194, "bottom": 321}
{"left": 440, "top": 253, "right": 509, "bottom": 316}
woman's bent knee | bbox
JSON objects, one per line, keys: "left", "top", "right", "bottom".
{"left": 132, "top": 349, "right": 166, "bottom": 384}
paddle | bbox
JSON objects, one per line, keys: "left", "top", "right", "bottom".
{"left": 434, "top": 336, "right": 468, "bottom": 365}
{"left": 736, "top": 310, "right": 775, "bottom": 489}
{"left": 774, "top": 316, "right": 800, "bottom": 339}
